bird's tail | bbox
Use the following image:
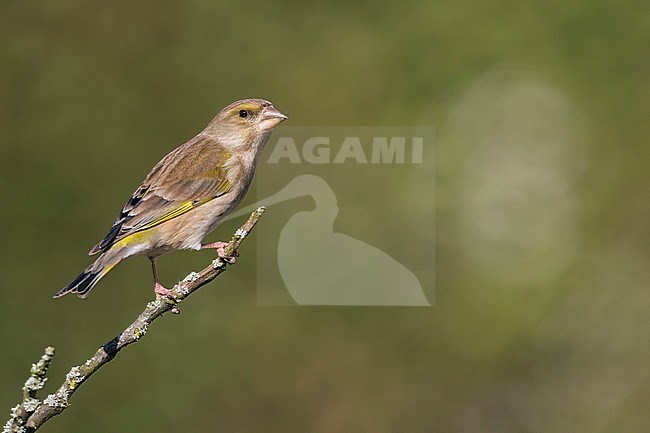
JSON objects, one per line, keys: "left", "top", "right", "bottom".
{"left": 54, "top": 249, "right": 123, "bottom": 299}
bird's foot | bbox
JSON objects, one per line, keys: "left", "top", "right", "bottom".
{"left": 154, "top": 282, "right": 180, "bottom": 314}
{"left": 154, "top": 282, "right": 173, "bottom": 298}
{"left": 202, "top": 241, "right": 238, "bottom": 264}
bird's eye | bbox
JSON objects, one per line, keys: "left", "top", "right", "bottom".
{"left": 238, "top": 110, "right": 248, "bottom": 118}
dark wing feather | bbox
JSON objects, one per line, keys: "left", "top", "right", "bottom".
{"left": 90, "top": 136, "right": 232, "bottom": 255}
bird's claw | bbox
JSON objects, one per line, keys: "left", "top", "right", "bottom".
{"left": 154, "top": 282, "right": 174, "bottom": 299}
{"left": 218, "top": 247, "right": 237, "bottom": 264}
{"left": 154, "top": 282, "right": 181, "bottom": 314}
{"left": 202, "top": 241, "right": 238, "bottom": 264}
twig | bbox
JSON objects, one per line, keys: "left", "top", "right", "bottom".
{"left": 3, "top": 207, "right": 266, "bottom": 433}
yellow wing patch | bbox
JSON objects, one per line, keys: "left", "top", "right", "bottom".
{"left": 137, "top": 200, "right": 201, "bottom": 232}
{"left": 215, "top": 179, "right": 231, "bottom": 195}
{"left": 113, "top": 230, "right": 154, "bottom": 249}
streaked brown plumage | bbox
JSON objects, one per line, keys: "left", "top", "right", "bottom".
{"left": 55, "top": 98, "right": 286, "bottom": 299}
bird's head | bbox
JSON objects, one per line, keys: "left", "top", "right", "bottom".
{"left": 208, "top": 98, "right": 287, "bottom": 151}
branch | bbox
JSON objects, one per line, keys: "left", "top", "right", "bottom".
{"left": 3, "top": 207, "right": 266, "bottom": 433}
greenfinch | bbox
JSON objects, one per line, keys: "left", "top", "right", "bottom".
{"left": 54, "top": 98, "right": 286, "bottom": 299}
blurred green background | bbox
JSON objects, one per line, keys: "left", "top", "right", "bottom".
{"left": 1, "top": 1, "right": 648, "bottom": 432}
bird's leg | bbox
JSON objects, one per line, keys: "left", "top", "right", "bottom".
{"left": 150, "top": 257, "right": 172, "bottom": 298}
{"left": 201, "top": 241, "right": 238, "bottom": 264}
{"left": 150, "top": 258, "right": 180, "bottom": 314}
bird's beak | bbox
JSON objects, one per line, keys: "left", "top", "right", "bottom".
{"left": 258, "top": 105, "right": 288, "bottom": 130}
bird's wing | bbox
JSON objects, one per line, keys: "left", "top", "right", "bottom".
{"left": 89, "top": 137, "right": 233, "bottom": 255}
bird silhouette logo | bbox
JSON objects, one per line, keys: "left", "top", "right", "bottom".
{"left": 226, "top": 175, "right": 430, "bottom": 306}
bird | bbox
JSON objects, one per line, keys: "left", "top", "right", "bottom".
{"left": 54, "top": 98, "right": 287, "bottom": 299}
